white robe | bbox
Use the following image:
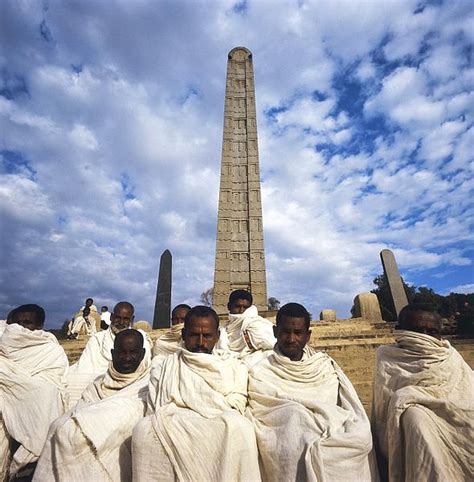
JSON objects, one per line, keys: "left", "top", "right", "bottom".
{"left": 247, "top": 346, "right": 378, "bottom": 482}
{"left": 33, "top": 358, "right": 151, "bottom": 482}
{"left": 67, "top": 327, "right": 152, "bottom": 407}
{"left": 133, "top": 349, "right": 261, "bottom": 482}
{"left": 223, "top": 305, "right": 276, "bottom": 358}
{"left": 373, "top": 331, "right": 474, "bottom": 482}
{"left": 152, "top": 323, "right": 184, "bottom": 358}
{"left": 0, "top": 324, "right": 68, "bottom": 478}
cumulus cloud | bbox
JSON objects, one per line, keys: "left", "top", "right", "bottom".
{"left": 0, "top": 0, "right": 472, "bottom": 326}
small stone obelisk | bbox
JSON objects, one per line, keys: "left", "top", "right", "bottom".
{"left": 212, "top": 47, "right": 268, "bottom": 314}
{"left": 380, "top": 249, "right": 408, "bottom": 318}
{"left": 152, "top": 249, "right": 172, "bottom": 328}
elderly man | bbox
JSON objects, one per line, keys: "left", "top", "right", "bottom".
{"left": 133, "top": 305, "right": 261, "bottom": 481}
{"left": 0, "top": 304, "right": 68, "bottom": 480}
{"left": 68, "top": 301, "right": 152, "bottom": 405}
{"left": 221, "top": 290, "right": 276, "bottom": 362}
{"left": 152, "top": 304, "right": 191, "bottom": 357}
{"left": 247, "top": 302, "right": 377, "bottom": 482}
{"left": 373, "top": 303, "right": 474, "bottom": 482}
{"left": 34, "top": 329, "right": 151, "bottom": 481}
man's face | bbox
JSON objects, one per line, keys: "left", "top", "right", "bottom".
{"left": 111, "top": 306, "right": 134, "bottom": 333}
{"left": 85, "top": 299, "right": 93, "bottom": 307}
{"left": 183, "top": 316, "right": 220, "bottom": 354}
{"left": 111, "top": 335, "right": 145, "bottom": 374}
{"left": 274, "top": 315, "right": 311, "bottom": 361}
{"left": 228, "top": 298, "right": 251, "bottom": 314}
{"left": 12, "top": 311, "right": 42, "bottom": 331}
{"left": 171, "top": 307, "right": 189, "bottom": 326}
{"left": 408, "top": 311, "right": 441, "bottom": 337}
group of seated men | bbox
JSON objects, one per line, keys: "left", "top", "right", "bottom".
{"left": 0, "top": 290, "right": 472, "bottom": 481}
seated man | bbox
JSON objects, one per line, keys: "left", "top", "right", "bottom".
{"left": 373, "top": 303, "right": 473, "bottom": 482}
{"left": 68, "top": 301, "right": 152, "bottom": 405}
{"left": 247, "top": 303, "right": 377, "bottom": 482}
{"left": 132, "top": 305, "right": 261, "bottom": 481}
{"left": 34, "top": 329, "right": 151, "bottom": 481}
{"left": 67, "top": 306, "right": 96, "bottom": 339}
{"left": 221, "top": 289, "right": 276, "bottom": 362}
{"left": 152, "top": 303, "right": 191, "bottom": 357}
{"left": 0, "top": 304, "right": 68, "bottom": 480}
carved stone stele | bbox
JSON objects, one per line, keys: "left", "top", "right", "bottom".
{"left": 213, "top": 47, "right": 268, "bottom": 314}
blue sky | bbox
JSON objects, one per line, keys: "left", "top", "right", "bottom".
{"left": 1, "top": 0, "right": 472, "bottom": 327}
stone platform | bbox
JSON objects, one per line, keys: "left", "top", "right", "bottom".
{"left": 59, "top": 319, "right": 474, "bottom": 415}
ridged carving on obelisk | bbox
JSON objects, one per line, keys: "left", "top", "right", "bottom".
{"left": 213, "top": 47, "right": 268, "bottom": 314}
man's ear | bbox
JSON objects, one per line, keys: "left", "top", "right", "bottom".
{"left": 273, "top": 325, "right": 277, "bottom": 338}
{"left": 138, "top": 348, "right": 145, "bottom": 362}
{"left": 131, "top": 315, "right": 135, "bottom": 325}
{"left": 216, "top": 327, "right": 220, "bottom": 340}
{"left": 305, "top": 330, "right": 312, "bottom": 344}
{"left": 181, "top": 328, "right": 186, "bottom": 339}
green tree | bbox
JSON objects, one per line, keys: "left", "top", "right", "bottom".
{"left": 370, "top": 274, "right": 415, "bottom": 321}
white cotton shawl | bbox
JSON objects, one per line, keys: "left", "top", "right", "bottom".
{"left": 247, "top": 346, "right": 377, "bottom": 482}
{"left": 0, "top": 324, "right": 68, "bottom": 477}
{"left": 224, "top": 305, "right": 276, "bottom": 354}
{"left": 373, "top": 331, "right": 474, "bottom": 482}
{"left": 33, "top": 359, "right": 151, "bottom": 482}
{"left": 147, "top": 349, "right": 261, "bottom": 482}
{"left": 152, "top": 323, "right": 184, "bottom": 357}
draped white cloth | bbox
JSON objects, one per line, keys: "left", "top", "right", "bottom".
{"left": 69, "top": 314, "right": 96, "bottom": 336}
{"left": 0, "top": 320, "right": 6, "bottom": 338}
{"left": 373, "top": 331, "right": 474, "bottom": 482}
{"left": 33, "top": 358, "right": 151, "bottom": 482}
{"left": 67, "top": 327, "right": 152, "bottom": 407}
{"left": 133, "top": 349, "right": 261, "bottom": 482}
{"left": 223, "top": 305, "right": 276, "bottom": 357}
{"left": 0, "top": 324, "right": 68, "bottom": 478}
{"left": 247, "top": 346, "right": 377, "bottom": 482}
{"left": 152, "top": 323, "right": 184, "bottom": 357}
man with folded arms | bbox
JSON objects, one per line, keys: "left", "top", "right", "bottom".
{"left": 0, "top": 304, "right": 68, "bottom": 480}
{"left": 133, "top": 305, "right": 261, "bottom": 481}
{"left": 373, "top": 303, "right": 473, "bottom": 482}
{"left": 247, "top": 302, "right": 377, "bottom": 482}
{"left": 152, "top": 303, "right": 191, "bottom": 357}
{"left": 221, "top": 289, "right": 276, "bottom": 363}
{"left": 34, "top": 329, "right": 151, "bottom": 481}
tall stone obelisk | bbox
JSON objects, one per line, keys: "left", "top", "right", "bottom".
{"left": 213, "top": 47, "right": 268, "bottom": 314}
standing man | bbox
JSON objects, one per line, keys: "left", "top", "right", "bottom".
{"left": 247, "top": 303, "right": 377, "bottom": 481}
{"left": 132, "top": 305, "right": 261, "bottom": 481}
{"left": 100, "top": 305, "right": 112, "bottom": 330}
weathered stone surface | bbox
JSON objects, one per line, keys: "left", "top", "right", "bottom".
{"left": 380, "top": 249, "right": 408, "bottom": 318}
{"left": 213, "top": 47, "right": 267, "bottom": 314}
{"left": 152, "top": 249, "right": 172, "bottom": 329}
{"left": 352, "top": 292, "right": 383, "bottom": 321}
{"left": 320, "top": 309, "right": 337, "bottom": 321}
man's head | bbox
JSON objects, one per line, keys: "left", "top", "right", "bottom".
{"left": 171, "top": 304, "right": 191, "bottom": 326}
{"left": 11, "top": 304, "right": 45, "bottom": 331}
{"left": 85, "top": 298, "right": 94, "bottom": 308}
{"left": 111, "top": 329, "right": 145, "bottom": 374}
{"left": 227, "top": 290, "right": 253, "bottom": 314}
{"left": 274, "top": 303, "right": 311, "bottom": 361}
{"left": 398, "top": 303, "right": 441, "bottom": 337}
{"left": 183, "top": 305, "right": 220, "bottom": 354}
{"left": 111, "top": 301, "right": 135, "bottom": 335}
{"left": 101, "top": 305, "right": 108, "bottom": 313}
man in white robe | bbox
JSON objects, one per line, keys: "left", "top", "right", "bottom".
{"left": 34, "top": 329, "right": 151, "bottom": 482}
{"left": 67, "top": 306, "right": 96, "bottom": 339}
{"left": 373, "top": 303, "right": 474, "bottom": 482}
{"left": 221, "top": 289, "right": 276, "bottom": 363}
{"left": 133, "top": 305, "right": 261, "bottom": 482}
{"left": 67, "top": 301, "right": 152, "bottom": 406}
{"left": 247, "top": 302, "right": 378, "bottom": 482}
{"left": 152, "top": 303, "right": 191, "bottom": 357}
{"left": 0, "top": 304, "right": 68, "bottom": 480}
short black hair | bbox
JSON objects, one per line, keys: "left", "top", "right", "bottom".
{"left": 86, "top": 298, "right": 94, "bottom": 303}
{"left": 228, "top": 290, "right": 253, "bottom": 306}
{"left": 276, "top": 303, "right": 311, "bottom": 330}
{"left": 101, "top": 306, "right": 108, "bottom": 311}
{"left": 398, "top": 303, "right": 439, "bottom": 328}
{"left": 184, "top": 305, "right": 219, "bottom": 331}
{"left": 113, "top": 301, "right": 135, "bottom": 314}
{"left": 114, "top": 328, "right": 144, "bottom": 349}
{"left": 172, "top": 304, "right": 191, "bottom": 317}
{"left": 12, "top": 304, "right": 46, "bottom": 326}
